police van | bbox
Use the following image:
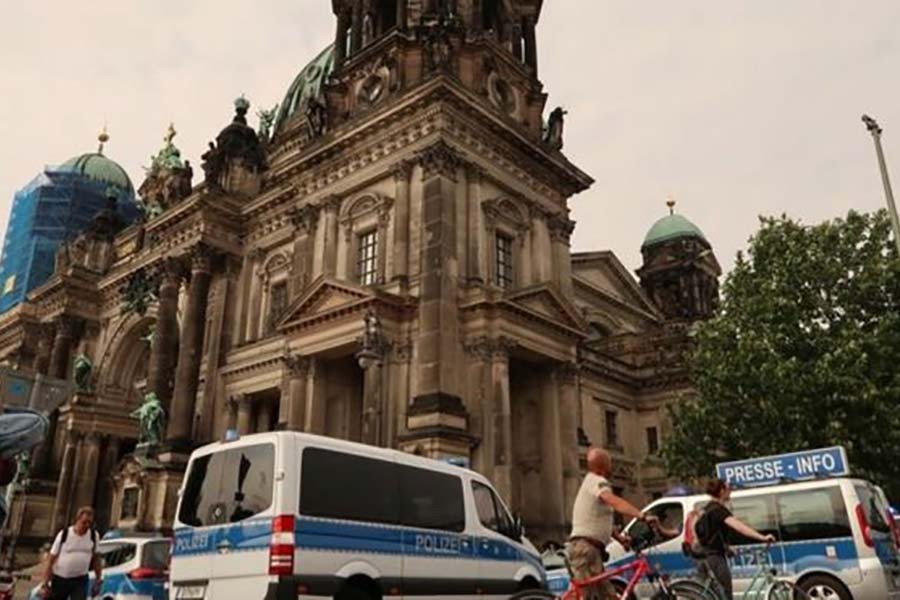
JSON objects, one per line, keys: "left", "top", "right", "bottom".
{"left": 594, "top": 449, "right": 900, "bottom": 599}
{"left": 170, "top": 431, "right": 545, "bottom": 600}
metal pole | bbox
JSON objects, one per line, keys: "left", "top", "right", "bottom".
{"left": 862, "top": 114, "right": 900, "bottom": 256}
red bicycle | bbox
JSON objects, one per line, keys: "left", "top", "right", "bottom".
{"left": 510, "top": 532, "right": 708, "bottom": 600}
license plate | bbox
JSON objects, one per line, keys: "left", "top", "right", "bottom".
{"left": 175, "top": 585, "right": 206, "bottom": 599}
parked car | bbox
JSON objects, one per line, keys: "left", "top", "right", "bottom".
{"left": 28, "top": 534, "right": 170, "bottom": 600}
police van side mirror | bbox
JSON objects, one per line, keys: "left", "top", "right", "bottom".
{"left": 511, "top": 514, "right": 524, "bottom": 541}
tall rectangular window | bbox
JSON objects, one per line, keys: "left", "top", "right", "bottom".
{"left": 646, "top": 426, "right": 659, "bottom": 455}
{"left": 496, "top": 233, "right": 513, "bottom": 289}
{"left": 605, "top": 410, "right": 619, "bottom": 448}
{"left": 357, "top": 230, "right": 378, "bottom": 286}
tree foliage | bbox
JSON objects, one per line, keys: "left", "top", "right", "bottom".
{"left": 662, "top": 210, "right": 900, "bottom": 498}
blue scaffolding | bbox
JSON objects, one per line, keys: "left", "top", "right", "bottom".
{"left": 0, "top": 164, "right": 139, "bottom": 314}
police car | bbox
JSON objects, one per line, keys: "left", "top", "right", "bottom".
{"left": 29, "top": 534, "right": 170, "bottom": 600}
{"left": 547, "top": 448, "right": 900, "bottom": 599}
{"left": 170, "top": 431, "right": 544, "bottom": 599}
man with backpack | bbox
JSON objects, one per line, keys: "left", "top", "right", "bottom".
{"left": 39, "top": 506, "right": 102, "bottom": 600}
{"left": 683, "top": 479, "right": 775, "bottom": 599}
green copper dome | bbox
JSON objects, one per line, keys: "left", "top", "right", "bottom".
{"left": 59, "top": 152, "right": 134, "bottom": 194}
{"left": 273, "top": 44, "right": 335, "bottom": 134}
{"left": 642, "top": 213, "right": 708, "bottom": 249}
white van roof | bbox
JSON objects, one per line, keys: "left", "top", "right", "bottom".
{"left": 189, "top": 431, "right": 482, "bottom": 480}
{"left": 660, "top": 476, "right": 875, "bottom": 509}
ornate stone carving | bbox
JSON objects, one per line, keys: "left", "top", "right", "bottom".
{"left": 422, "top": 25, "right": 454, "bottom": 74}
{"left": 391, "top": 159, "right": 415, "bottom": 182}
{"left": 119, "top": 269, "right": 160, "bottom": 317}
{"left": 305, "top": 96, "right": 328, "bottom": 139}
{"left": 188, "top": 243, "right": 214, "bottom": 274}
{"left": 130, "top": 392, "right": 166, "bottom": 446}
{"left": 548, "top": 214, "right": 576, "bottom": 243}
{"left": 463, "top": 335, "right": 517, "bottom": 360}
{"left": 290, "top": 204, "right": 321, "bottom": 235}
{"left": 73, "top": 353, "right": 93, "bottom": 393}
{"left": 415, "top": 141, "right": 465, "bottom": 181}
{"left": 323, "top": 195, "right": 343, "bottom": 213}
{"left": 283, "top": 353, "right": 312, "bottom": 378}
{"left": 392, "top": 340, "right": 413, "bottom": 362}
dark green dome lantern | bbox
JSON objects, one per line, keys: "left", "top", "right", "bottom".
{"left": 641, "top": 198, "right": 708, "bottom": 251}
{"left": 637, "top": 197, "right": 720, "bottom": 320}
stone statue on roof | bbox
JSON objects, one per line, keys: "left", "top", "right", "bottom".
{"left": 73, "top": 353, "right": 93, "bottom": 393}
{"left": 544, "top": 107, "right": 567, "bottom": 151}
{"left": 138, "top": 123, "right": 194, "bottom": 215}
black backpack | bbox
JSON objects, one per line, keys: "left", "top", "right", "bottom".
{"left": 59, "top": 526, "right": 99, "bottom": 552}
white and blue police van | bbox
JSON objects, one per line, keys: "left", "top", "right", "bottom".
{"left": 28, "top": 533, "right": 170, "bottom": 600}
{"left": 169, "top": 431, "right": 545, "bottom": 600}
{"left": 552, "top": 447, "right": 900, "bottom": 600}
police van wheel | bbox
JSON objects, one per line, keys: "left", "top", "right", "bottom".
{"left": 766, "top": 580, "right": 811, "bottom": 600}
{"left": 334, "top": 585, "right": 374, "bottom": 600}
{"left": 796, "top": 575, "right": 849, "bottom": 600}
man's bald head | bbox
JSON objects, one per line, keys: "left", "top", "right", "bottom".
{"left": 586, "top": 447, "right": 612, "bottom": 477}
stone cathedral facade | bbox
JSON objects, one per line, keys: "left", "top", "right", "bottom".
{"left": 0, "top": 0, "right": 720, "bottom": 563}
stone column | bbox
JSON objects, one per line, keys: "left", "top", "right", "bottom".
{"left": 523, "top": 17, "right": 538, "bottom": 74}
{"left": 306, "top": 358, "right": 327, "bottom": 435}
{"left": 511, "top": 22, "right": 523, "bottom": 62}
{"left": 50, "top": 431, "right": 79, "bottom": 533}
{"left": 322, "top": 196, "right": 342, "bottom": 277}
{"left": 411, "top": 142, "right": 464, "bottom": 405}
{"left": 281, "top": 354, "right": 311, "bottom": 430}
{"left": 392, "top": 161, "right": 413, "bottom": 287}
{"left": 48, "top": 317, "right": 77, "bottom": 379}
{"left": 146, "top": 258, "right": 182, "bottom": 412}
{"left": 489, "top": 338, "right": 514, "bottom": 503}
{"left": 558, "top": 363, "right": 581, "bottom": 525}
{"left": 549, "top": 216, "right": 575, "bottom": 297}
{"left": 465, "top": 164, "right": 484, "bottom": 284}
{"left": 350, "top": 0, "right": 363, "bottom": 56}
{"left": 168, "top": 246, "right": 214, "bottom": 446}
{"left": 246, "top": 249, "right": 265, "bottom": 342}
{"left": 540, "top": 370, "right": 565, "bottom": 538}
{"left": 334, "top": 10, "right": 350, "bottom": 66}
{"left": 237, "top": 396, "right": 253, "bottom": 435}
{"left": 257, "top": 400, "right": 273, "bottom": 433}
{"left": 396, "top": 0, "right": 407, "bottom": 30}
{"left": 359, "top": 352, "right": 384, "bottom": 446}
{"left": 72, "top": 433, "right": 102, "bottom": 511}
{"left": 94, "top": 436, "right": 120, "bottom": 532}
{"left": 290, "top": 205, "right": 320, "bottom": 297}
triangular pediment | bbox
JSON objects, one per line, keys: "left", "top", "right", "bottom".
{"left": 572, "top": 251, "right": 658, "bottom": 316}
{"left": 278, "top": 276, "right": 375, "bottom": 328}
{"left": 503, "top": 284, "right": 587, "bottom": 333}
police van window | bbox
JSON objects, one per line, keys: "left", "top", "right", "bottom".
{"left": 300, "top": 447, "right": 399, "bottom": 524}
{"left": 473, "top": 481, "right": 500, "bottom": 530}
{"left": 855, "top": 484, "right": 890, "bottom": 533}
{"left": 141, "top": 540, "right": 171, "bottom": 569}
{"left": 399, "top": 465, "right": 465, "bottom": 532}
{"left": 99, "top": 543, "right": 137, "bottom": 569}
{"left": 776, "top": 487, "right": 851, "bottom": 541}
{"left": 178, "top": 444, "right": 275, "bottom": 527}
{"left": 727, "top": 495, "right": 780, "bottom": 545}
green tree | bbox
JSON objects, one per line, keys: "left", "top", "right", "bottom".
{"left": 662, "top": 210, "right": 900, "bottom": 498}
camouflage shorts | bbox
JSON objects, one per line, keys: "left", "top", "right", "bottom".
{"left": 566, "top": 539, "right": 617, "bottom": 600}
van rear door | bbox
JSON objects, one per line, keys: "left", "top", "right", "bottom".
{"left": 853, "top": 482, "right": 900, "bottom": 592}
{"left": 172, "top": 451, "right": 220, "bottom": 599}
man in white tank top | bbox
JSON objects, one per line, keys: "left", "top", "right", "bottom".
{"left": 567, "top": 448, "right": 658, "bottom": 600}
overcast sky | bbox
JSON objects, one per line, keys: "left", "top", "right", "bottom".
{"left": 1, "top": 1, "right": 898, "bottom": 273}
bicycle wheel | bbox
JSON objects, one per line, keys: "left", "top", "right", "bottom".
{"left": 507, "top": 590, "right": 557, "bottom": 600}
{"left": 666, "top": 579, "right": 719, "bottom": 600}
{"left": 766, "top": 580, "right": 812, "bottom": 600}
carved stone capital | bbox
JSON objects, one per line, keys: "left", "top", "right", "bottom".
{"left": 466, "top": 162, "right": 487, "bottom": 182}
{"left": 391, "top": 159, "right": 415, "bottom": 182}
{"left": 283, "top": 353, "right": 312, "bottom": 378}
{"left": 323, "top": 194, "right": 343, "bottom": 213}
{"left": 392, "top": 340, "right": 413, "bottom": 362}
{"left": 415, "top": 141, "right": 465, "bottom": 181}
{"left": 158, "top": 256, "right": 186, "bottom": 285}
{"left": 464, "top": 335, "right": 517, "bottom": 361}
{"left": 188, "top": 243, "right": 214, "bottom": 274}
{"left": 548, "top": 215, "right": 576, "bottom": 242}
{"left": 248, "top": 247, "right": 266, "bottom": 262}
{"left": 290, "top": 204, "right": 321, "bottom": 235}
{"left": 557, "top": 361, "right": 579, "bottom": 384}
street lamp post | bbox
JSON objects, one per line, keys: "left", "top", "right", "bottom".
{"left": 862, "top": 114, "right": 900, "bottom": 256}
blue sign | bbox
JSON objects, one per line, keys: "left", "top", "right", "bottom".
{"left": 716, "top": 446, "right": 849, "bottom": 488}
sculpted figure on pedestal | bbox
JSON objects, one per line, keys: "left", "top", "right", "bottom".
{"left": 131, "top": 392, "right": 166, "bottom": 446}
{"left": 73, "top": 353, "right": 93, "bottom": 393}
